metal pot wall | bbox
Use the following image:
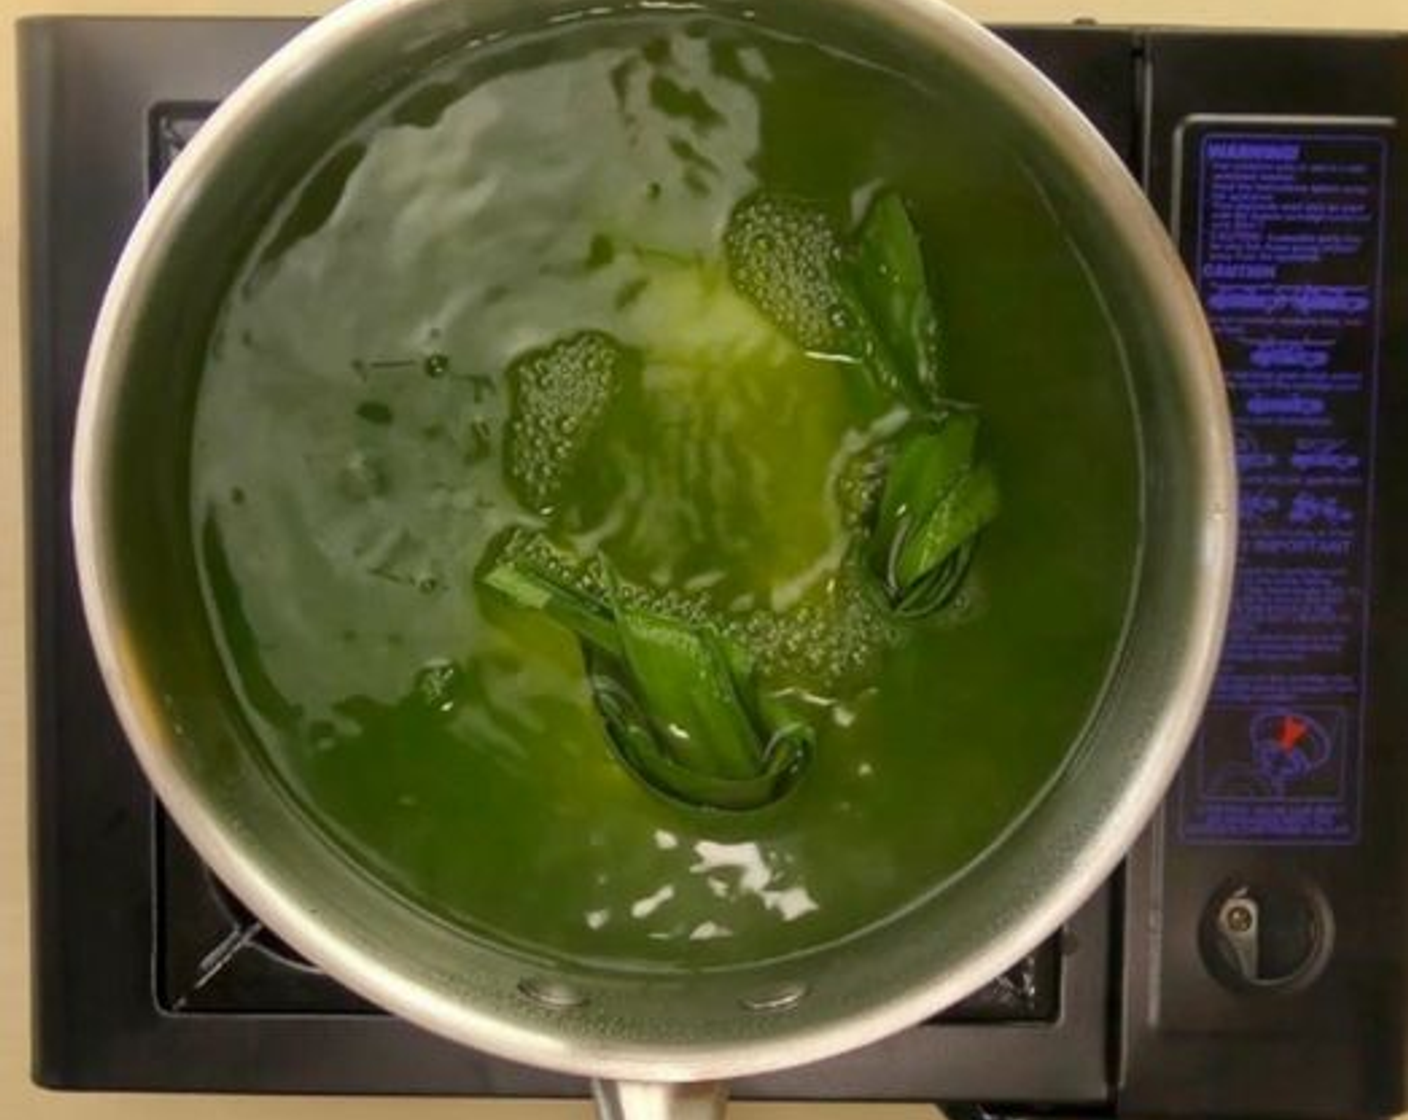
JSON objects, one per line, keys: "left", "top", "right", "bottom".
{"left": 72, "top": 1, "right": 1236, "bottom": 1116}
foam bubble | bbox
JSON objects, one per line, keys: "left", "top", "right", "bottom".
{"left": 723, "top": 192, "right": 848, "bottom": 353}
{"left": 504, "top": 331, "right": 633, "bottom": 510}
{"left": 496, "top": 529, "right": 896, "bottom": 695}
{"left": 725, "top": 569, "right": 899, "bottom": 692}
{"left": 833, "top": 442, "right": 890, "bottom": 531}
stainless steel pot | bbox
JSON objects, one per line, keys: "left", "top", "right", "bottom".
{"left": 72, "top": 1, "right": 1236, "bottom": 1116}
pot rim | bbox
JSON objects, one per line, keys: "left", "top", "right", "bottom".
{"left": 72, "top": 0, "right": 1236, "bottom": 1082}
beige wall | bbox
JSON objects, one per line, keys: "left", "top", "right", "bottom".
{"left": 2, "top": 1, "right": 1406, "bottom": 1117}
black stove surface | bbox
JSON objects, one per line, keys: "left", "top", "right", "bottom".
{"left": 20, "top": 16, "right": 1408, "bottom": 1118}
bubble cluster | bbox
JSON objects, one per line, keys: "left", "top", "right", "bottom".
{"left": 494, "top": 530, "right": 897, "bottom": 695}
{"left": 833, "top": 442, "right": 891, "bottom": 531}
{"left": 496, "top": 529, "right": 706, "bottom": 625}
{"left": 725, "top": 571, "right": 901, "bottom": 692}
{"left": 723, "top": 193, "right": 849, "bottom": 354}
{"left": 505, "top": 331, "right": 632, "bottom": 510}
{"left": 498, "top": 528, "right": 601, "bottom": 591}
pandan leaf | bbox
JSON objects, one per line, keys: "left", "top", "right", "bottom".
{"left": 482, "top": 535, "right": 812, "bottom": 811}
{"left": 611, "top": 603, "right": 762, "bottom": 780}
{"left": 590, "top": 654, "right": 807, "bottom": 811}
{"left": 894, "top": 541, "right": 975, "bottom": 618}
{"left": 723, "top": 189, "right": 946, "bottom": 413}
{"left": 875, "top": 411, "right": 978, "bottom": 540}
{"left": 894, "top": 462, "right": 1000, "bottom": 590}
{"left": 844, "top": 192, "right": 943, "bottom": 408}
{"left": 867, "top": 416, "right": 999, "bottom": 618}
{"left": 481, "top": 552, "right": 622, "bottom": 658}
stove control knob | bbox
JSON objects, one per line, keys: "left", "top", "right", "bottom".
{"left": 1200, "top": 880, "right": 1331, "bottom": 991}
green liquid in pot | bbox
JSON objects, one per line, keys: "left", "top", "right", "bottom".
{"left": 190, "top": 11, "right": 1141, "bottom": 970}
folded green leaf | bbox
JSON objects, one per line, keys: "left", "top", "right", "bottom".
{"left": 588, "top": 639, "right": 810, "bottom": 811}
{"left": 893, "top": 541, "right": 975, "bottom": 619}
{"left": 894, "top": 462, "right": 1000, "bottom": 590}
{"left": 843, "top": 192, "right": 943, "bottom": 409}
{"left": 722, "top": 189, "right": 945, "bottom": 413}
{"left": 867, "top": 415, "right": 999, "bottom": 617}
{"left": 875, "top": 411, "right": 978, "bottom": 535}
{"left": 590, "top": 658, "right": 808, "bottom": 811}
{"left": 482, "top": 538, "right": 811, "bottom": 811}
{"left": 481, "top": 550, "right": 622, "bottom": 658}
{"left": 612, "top": 604, "right": 762, "bottom": 780}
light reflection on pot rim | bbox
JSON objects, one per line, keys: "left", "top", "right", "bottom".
{"left": 71, "top": 0, "right": 1235, "bottom": 1088}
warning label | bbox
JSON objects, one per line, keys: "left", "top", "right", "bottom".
{"left": 1176, "top": 124, "right": 1387, "bottom": 846}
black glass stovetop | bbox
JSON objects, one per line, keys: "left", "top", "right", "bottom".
{"left": 21, "top": 16, "right": 1408, "bottom": 1118}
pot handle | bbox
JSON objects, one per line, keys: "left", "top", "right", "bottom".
{"left": 592, "top": 1079, "right": 728, "bottom": 1120}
